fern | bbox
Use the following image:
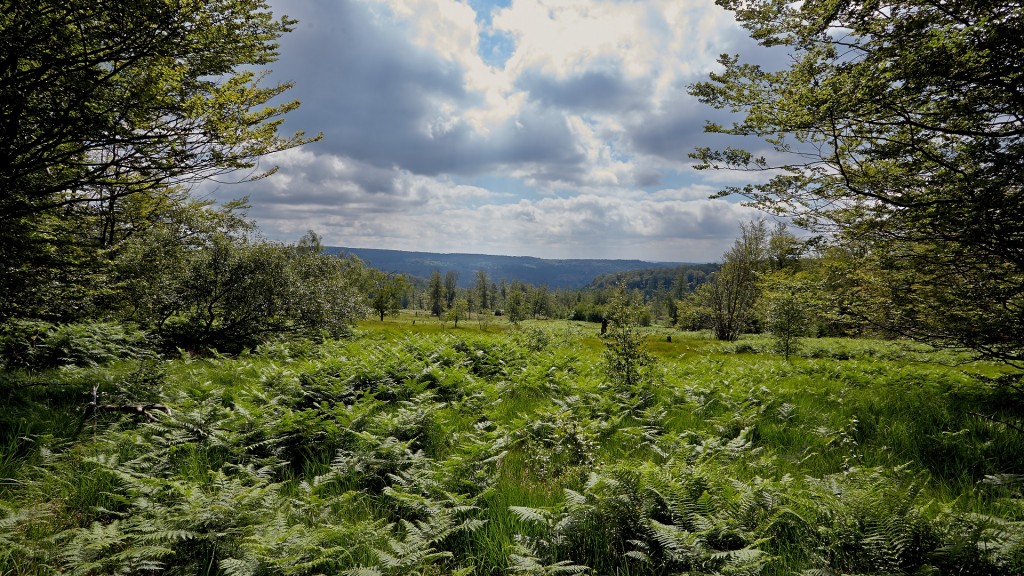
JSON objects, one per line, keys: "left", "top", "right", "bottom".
{"left": 508, "top": 542, "right": 590, "bottom": 575}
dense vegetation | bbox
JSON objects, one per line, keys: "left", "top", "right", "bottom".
{"left": 691, "top": 0, "right": 1024, "bottom": 363}
{"left": 2, "top": 316, "right": 1022, "bottom": 574}
{"left": 3, "top": 0, "right": 1024, "bottom": 573}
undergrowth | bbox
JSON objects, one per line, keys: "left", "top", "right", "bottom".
{"left": 1, "top": 323, "right": 1022, "bottom": 574}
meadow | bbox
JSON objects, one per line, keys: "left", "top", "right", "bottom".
{"left": 1, "top": 313, "right": 1022, "bottom": 575}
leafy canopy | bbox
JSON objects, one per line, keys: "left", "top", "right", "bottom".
{"left": 0, "top": 0, "right": 318, "bottom": 323}
{"left": 690, "top": 0, "right": 1024, "bottom": 361}
{"left": 0, "top": 0, "right": 314, "bottom": 219}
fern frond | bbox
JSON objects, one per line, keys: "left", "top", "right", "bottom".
{"left": 510, "top": 506, "right": 552, "bottom": 525}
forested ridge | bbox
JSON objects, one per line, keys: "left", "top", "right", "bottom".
{"left": 325, "top": 247, "right": 694, "bottom": 290}
{"left": 2, "top": 0, "right": 1024, "bottom": 574}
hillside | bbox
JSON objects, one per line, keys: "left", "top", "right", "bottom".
{"left": 327, "top": 246, "right": 697, "bottom": 288}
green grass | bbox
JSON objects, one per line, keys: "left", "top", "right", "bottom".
{"left": 1, "top": 319, "right": 1022, "bottom": 574}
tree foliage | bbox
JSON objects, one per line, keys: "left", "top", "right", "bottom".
{"left": 429, "top": 271, "right": 444, "bottom": 317}
{"left": 506, "top": 286, "right": 528, "bottom": 325}
{"left": 0, "top": 0, "right": 315, "bottom": 325}
{"left": 445, "top": 297, "right": 469, "bottom": 328}
{"left": 0, "top": 0, "right": 311, "bottom": 220}
{"left": 602, "top": 286, "right": 654, "bottom": 390}
{"left": 117, "top": 218, "right": 367, "bottom": 352}
{"left": 690, "top": 0, "right": 1024, "bottom": 361}
{"left": 474, "top": 270, "right": 490, "bottom": 311}
{"left": 759, "top": 272, "right": 814, "bottom": 360}
{"left": 367, "top": 271, "right": 410, "bottom": 322}
{"left": 443, "top": 271, "right": 460, "bottom": 309}
{"left": 699, "top": 220, "right": 769, "bottom": 341}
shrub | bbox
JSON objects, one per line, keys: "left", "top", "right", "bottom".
{"left": 603, "top": 288, "right": 654, "bottom": 390}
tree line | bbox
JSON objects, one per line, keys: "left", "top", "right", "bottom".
{"left": 367, "top": 263, "right": 721, "bottom": 329}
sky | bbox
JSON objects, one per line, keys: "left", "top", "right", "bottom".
{"left": 207, "top": 0, "right": 781, "bottom": 262}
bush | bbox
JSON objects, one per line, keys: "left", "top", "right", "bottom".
{"left": 119, "top": 224, "right": 367, "bottom": 354}
{"left": 603, "top": 288, "right": 654, "bottom": 390}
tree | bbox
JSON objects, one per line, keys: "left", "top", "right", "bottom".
{"left": 367, "top": 270, "right": 410, "bottom": 322}
{"left": 690, "top": 0, "right": 1024, "bottom": 361}
{"left": 529, "top": 284, "right": 555, "bottom": 319}
{"left": 429, "top": 270, "right": 444, "bottom": 317}
{"left": 475, "top": 270, "right": 490, "bottom": 311}
{"left": 443, "top": 271, "right": 459, "bottom": 309}
{"left": 675, "top": 293, "right": 710, "bottom": 332}
{"left": 506, "top": 287, "right": 527, "bottom": 326}
{"left": 445, "top": 297, "right": 469, "bottom": 328}
{"left": 759, "top": 273, "right": 814, "bottom": 361}
{"left": 0, "top": 0, "right": 315, "bottom": 324}
{"left": 0, "top": 0, "right": 311, "bottom": 220}
{"left": 117, "top": 222, "right": 366, "bottom": 352}
{"left": 603, "top": 285, "right": 654, "bottom": 390}
{"left": 700, "top": 220, "right": 769, "bottom": 341}
{"left": 767, "top": 222, "right": 803, "bottom": 272}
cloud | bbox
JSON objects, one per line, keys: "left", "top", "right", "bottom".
{"left": 242, "top": 0, "right": 778, "bottom": 260}
{"left": 224, "top": 147, "right": 757, "bottom": 261}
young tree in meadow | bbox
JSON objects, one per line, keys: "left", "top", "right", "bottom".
{"left": 367, "top": 270, "right": 410, "bottom": 321}
{"left": 691, "top": 0, "right": 1024, "bottom": 362}
{"left": 603, "top": 285, "right": 654, "bottom": 390}
{"left": 444, "top": 271, "right": 459, "bottom": 308}
{"left": 506, "top": 288, "right": 527, "bottom": 326}
{"left": 429, "top": 270, "right": 444, "bottom": 317}
{"left": 475, "top": 270, "right": 490, "bottom": 311}
{"left": 701, "top": 219, "right": 769, "bottom": 341}
{"left": 446, "top": 297, "right": 469, "bottom": 328}
{"left": 759, "top": 273, "right": 815, "bottom": 360}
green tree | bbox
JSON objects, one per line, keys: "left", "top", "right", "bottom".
{"left": 429, "top": 270, "right": 444, "bottom": 317}
{"left": 603, "top": 285, "right": 654, "bottom": 390}
{"left": 367, "top": 270, "right": 410, "bottom": 322}
{"left": 529, "top": 284, "right": 555, "bottom": 319}
{"left": 767, "top": 222, "right": 802, "bottom": 272}
{"left": 700, "top": 220, "right": 769, "bottom": 341}
{"left": 690, "top": 0, "right": 1024, "bottom": 361}
{"left": 506, "top": 287, "right": 527, "bottom": 326}
{"left": 282, "top": 232, "right": 368, "bottom": 340}
{"left": 445, "top": 297, "right": 469, "bottom": 328}
{"left": 117, "top": 221, "right": 365, "bottom": 351}
{"left": 0, "top": 0, "right": 314, "bottom": 324}
{"left": 475, "top": 270, "right": 490, "bottom": 310}
{"left": 759, "top": 273, "right": 814, "bottom": 361}
{"left": 675, "top": 293, "right": 710, "bottom": 332}
{"left": 443, "top": 271, "right": 459, "bottom": 309}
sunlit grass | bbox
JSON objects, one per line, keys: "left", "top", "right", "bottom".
{"left": 1, "top": 320, "right": 1022, "bottom": 574}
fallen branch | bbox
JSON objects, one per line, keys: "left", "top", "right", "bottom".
{"left": 90, "top": 402, "right": 172, "bottom": 422}
{"left": 83, "top": 384, "right": 171, "bottom": 423}
{"left": 970, "top": 411, "right": 1024, "bottom": 435}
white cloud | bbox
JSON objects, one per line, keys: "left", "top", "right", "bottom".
{"left": 225, "top": 148, "right": 756, "bottom": 261}
{"left": 248, "top": 0, "right": 772, "bottom": 259}
{"left": 494, "top": 0, "right": 740, "bottom": 106}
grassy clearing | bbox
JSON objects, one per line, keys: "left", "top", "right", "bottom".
{"left": 1, "top": 318, "right": 1022, "bottom": 574}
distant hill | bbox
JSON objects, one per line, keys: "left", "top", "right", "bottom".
{"left": 326, "top": 246, "right": 696, "bottom": 289}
